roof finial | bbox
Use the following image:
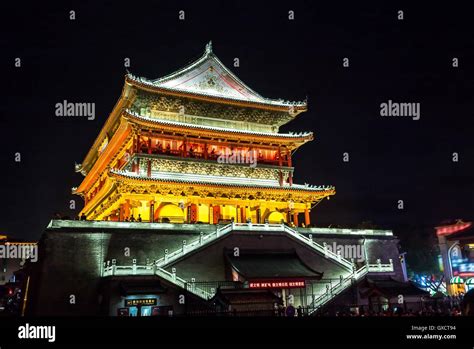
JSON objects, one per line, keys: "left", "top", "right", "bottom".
{"left": 205, "top": 41, "right": 213, "bottom": 54}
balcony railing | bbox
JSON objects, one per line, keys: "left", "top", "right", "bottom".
{"left": 368, "top": 259, "right": 394, "bottom": 273}
{"left": 135, "top": 147, "right": 289, "bottom": 167}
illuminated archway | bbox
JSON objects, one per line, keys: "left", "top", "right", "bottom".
{"left": 266, "top": 211, "right": 285, "bottom": 224}
{"left": 155, "top": 203, "right": 184, "bottom": 223}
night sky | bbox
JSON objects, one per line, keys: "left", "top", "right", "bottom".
{"left": 1, "top": 2, "right": 473, "bottom": 242}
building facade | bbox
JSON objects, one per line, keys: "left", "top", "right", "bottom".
{"left": 27, "top": 220, "right": 407, "bottom": 316}
{"left": 25, "top": 43, "right": 425, "bottom": 316}
{"left": 437, "top": 220, "right": 474, "bottom": 295}
{"left": 73, "top": 42, "right": 334, "bottom": 226}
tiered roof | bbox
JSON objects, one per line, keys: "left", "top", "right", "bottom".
{"left": 110, "top": 169, "right": 334, "bottom": 193}
{"left": 77, "top": 43, "right": 310, "bottom": 175}
{"left": 124, "top": 109, "right": 313, "bottom": 142}
{"left": 126, "top": 42, "right": 307, "bottom": 113}
{"left": 74, "top": 43, "right": 328, "bottom": 204}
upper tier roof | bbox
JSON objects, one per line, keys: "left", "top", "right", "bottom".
{"left": 126, "top": 42, "right": 307, "bottom": 110}
{"left": 124, "top": 109, "right": 313, "bottom": 142}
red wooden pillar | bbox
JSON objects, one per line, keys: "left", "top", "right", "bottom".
{"left": 136, "top": 134, "right": 140, "bottom": 153}
{"left": 241, "top": 207, "right": 246, "bottom": 223}
{"left": 293, "top": 212, "right": 299, "bottom": 227}
{"left": 256, "top": 208, "right": 261, "bottom": 223}
{"left": 204, "top": 142, "right": 208, "bottom": 160}
{"left": 278, "top": 146, "right": 283, "bottom": 186}
{"left": 119, "top": 204, "right": 124, "bottom": 222}
{"left": 124, "top": 200, "right": 131, "bottom": 220}
{"left": 288, "top": 150, "right": 293, "bottom": 186}
{"left": 213, "top": 206, "right": 220, "bottom": 224}
{"left": 189, "top": 203, "right": 198, "bottom": 223}
{"left": 150, "top": 201, "right": 155, "bottom": 223}
{"left": 304, "top": 208, "right": 311, "bottom": 226}
{"left": 147, "top": 160, "right": 151, "bottom": 177}
{"left": 147, "top": 138, "right": 152, "bottom": 154}
{"left": 182, "top": 138, "right": 187, "bottom": 157}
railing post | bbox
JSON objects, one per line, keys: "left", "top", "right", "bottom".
{"left": 199, "top": 232, "right": 204, "bottom": 245}
{"left": 309, "top": 234, "right": 313, "bottom": 243}
{"left": 377, "top": 258, "right": 382, "bottom": 271}
{"left": 389, "top": 258, "right": 393, "bottom": 270}
{"left": 182, "top": 240, "right": 187, "bottom": 253}
{"left": 112, "top": 259, "right": 116, "bottom": 275}
{"left": 164, "top": 249, "right": 168, "bottom": 263}
{"left": 172, "top": 267, "right": 176, "bottom": 281}
{"left": 132, "top": 258, "right": 137, "bottom": 275}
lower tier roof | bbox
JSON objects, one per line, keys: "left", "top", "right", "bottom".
{"left": 110, "top": 169, "right": 334, "bottom": 193}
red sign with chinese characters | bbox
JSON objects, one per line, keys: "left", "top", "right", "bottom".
{"left": 436, "top": 222, "right": 472, "bottom": 236}
{"left": 248, "top": 280, "right": 306, "bottom": 289}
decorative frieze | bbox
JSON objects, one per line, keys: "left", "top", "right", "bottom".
{"left": 131, "top": 90, "right": 292, "bottom": 128}
{"left": 132, "top": 157, "right": 290, "bottom": 181}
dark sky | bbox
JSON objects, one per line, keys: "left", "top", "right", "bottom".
{"left": 1, "top": 1, "right": 473, "bottom": 241}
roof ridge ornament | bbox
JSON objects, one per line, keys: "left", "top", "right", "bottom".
{"left": 205, "top": 41, "right": 213, "bottom": 55}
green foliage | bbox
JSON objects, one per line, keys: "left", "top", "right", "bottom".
{"left": 400, "top": 226, "right": 440, "bottom": 276}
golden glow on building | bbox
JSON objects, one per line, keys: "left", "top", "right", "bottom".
{"left": 73, "top": 43, "right": 335, "bottom": 226}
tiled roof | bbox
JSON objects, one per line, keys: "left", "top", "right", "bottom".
{"left": 126, "top": 42, "right": 306, "bottom": 110}
{"left": 110, "top": 169, "right": 335, "bottom": 192}
{"left": 124, "top": 110, "right": 313, "bottom": 140}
